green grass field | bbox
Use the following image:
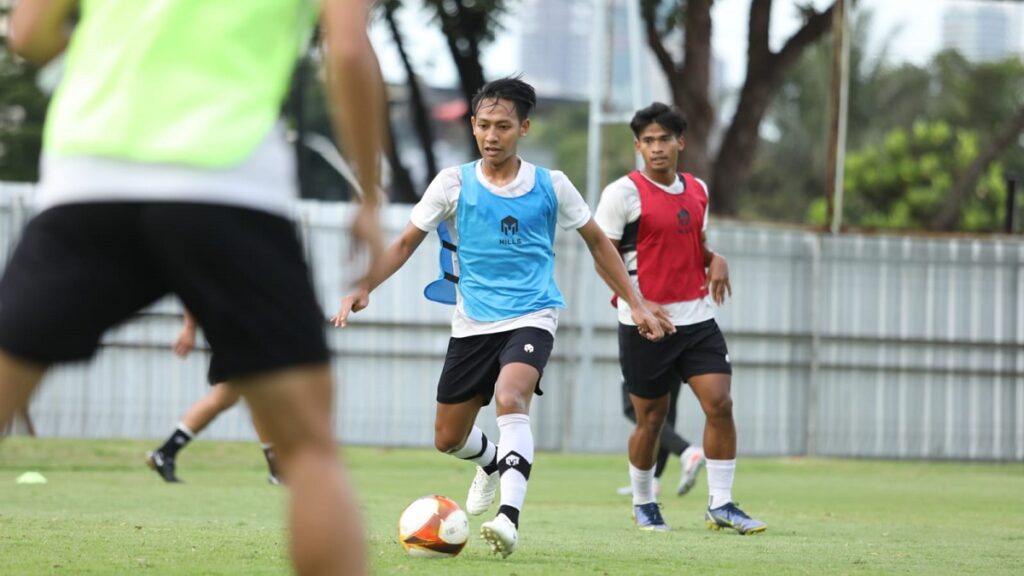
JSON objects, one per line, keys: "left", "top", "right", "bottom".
{"left": 1, "top": 438, "right": 1022, "bottom": 575}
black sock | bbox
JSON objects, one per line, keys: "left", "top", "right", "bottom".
{"left": 482, "top": 453, "right": 499, "bottom": 476}
{"left": 158, "top": 426, "right": 192, "bottom": 459}
{"left": 498, "top": 505, "right": 520, "bottom": 528}
{"left": 262, "top": 445, "right": 280, "bottom": 477}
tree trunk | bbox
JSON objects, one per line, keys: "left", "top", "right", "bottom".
{"left": 644, "top": 0, "right": 836, "bottom": 215}
{"left": 384, "top": 113, "right": 419, "bottom": 203}
{"left": 709, "top": 0, "right": 836, "bottom": 215}
{"left": 711, "top": 75, "right": 778, "bottom": 215}
{"left": 435, "top": 2, "right": 487, "bottom": 151}
{"left": 931, "top": 104, "right": 1024, "bottom": 230}
{"left": 678, "top": 0, "right": 714, "bottom": 178}
{"left": 384, "top": 2, "right": 438, "bottom": 190}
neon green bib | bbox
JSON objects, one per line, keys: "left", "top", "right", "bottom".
{"left": 45, "top": 0, "right": 316, "bottom": 167}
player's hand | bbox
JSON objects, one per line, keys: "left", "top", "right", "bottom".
{"left": 172, "top": 327, "right": 195, "bottom": 357}
{"left": 331, "top": 287, "right": 370, "bottom": 328}
{"left": 631, "top": 304, "right": 666, "bottom": 342}
{"left": 643, "top": 299, "right": 676, "bottom": 335}
{"left": 707, "top": 253, "right": 732, "bottom": 305}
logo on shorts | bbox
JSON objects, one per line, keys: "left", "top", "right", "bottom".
{"left": 499, "top": 215, "right": 522, "bottom": 246}
{"left": 505, "top": 454, "right": 521, "bottom": 467}
{"left": 725, "top": 354, "right": 730, "bottom": 364}
{"left": 524, "top": 343, "right": 534, "bottom": 353}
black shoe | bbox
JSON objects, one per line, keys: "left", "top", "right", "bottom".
{"left": 267, "top": 473, "right": 284, "bottom": 486}
{"left": 146, "top": 450, "right": 182, "bottom": 483}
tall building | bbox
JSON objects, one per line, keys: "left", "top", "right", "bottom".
{"left": 941, "top": 1, "right": 1022, "bottom": 63}
{"left": 519, "top": 0, "right": 593, "bottom": 99}
{"left": 519, "top": 0, "right": 724, "bottom": 109}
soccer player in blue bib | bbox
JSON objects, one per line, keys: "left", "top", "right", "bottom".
{"left": 333, "top": 77, "right": 666, "bottom": 558}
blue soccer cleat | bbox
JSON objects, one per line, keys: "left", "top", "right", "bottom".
{"left": 705, "top": 502, "right": 766, "bottom": 534}
{"left": 633, "top": 502, "right": 670, "bottom": 532}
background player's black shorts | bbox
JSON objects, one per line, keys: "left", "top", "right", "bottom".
{"left": 0, "top": 202, "right": 328, "bottom": 382}
{"left": 436, "top": 327, "right": 554, "bottom": 405}
{"left": 619, "top": 319, "right": 731, "bottom": 399}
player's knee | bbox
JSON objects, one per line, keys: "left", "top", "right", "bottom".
{"left": 433, "top": 428, "right": 463, "bottom": 454}
{"left": 706, "top": 394, "right": 733, "bottom": 421}
{"left": 493, "top": 390, "right": 529, "bottom": 414}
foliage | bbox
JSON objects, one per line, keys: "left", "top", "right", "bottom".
{"left": 0, "top": 5, "right": 48, "bottom": 182}
{"left": 807, "top": 120, "right": 1007, "bottom": 231}
{"left": 527, "top": 102, "right": 635, "bottom": 195}
{"left": 2, "top": 438, "right": 1023, "bottom": 574}
{"left": 748, "top": 9, "right": 1024, "bottom": 231}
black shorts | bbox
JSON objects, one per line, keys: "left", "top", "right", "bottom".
{"left": 436, "top": 327, "right": 554, "bottom": 405}
{"left": 0, "top": 202, "right": 328, "bottom": 382}
{"left": 619, "top": 319, "right": 731, "bottom": 399}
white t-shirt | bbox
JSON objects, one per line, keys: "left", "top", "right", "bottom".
{"left": 594, "top": 172, "right": 714, "bottom": 327}
{"left": 37, "top": 123, "right": 296, "bottom": 218}
{"left": 410, "top": 159, "right": 591, "bottom": 338}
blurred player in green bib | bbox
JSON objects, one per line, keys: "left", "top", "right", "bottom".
{"left": 0, "top": 1, "right": 387, "bottom": 574}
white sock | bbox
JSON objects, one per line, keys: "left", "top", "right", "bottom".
{"left": 450, "top": 426, "right": 498, "bottom": 471}
{"left": 176, "top": 423, "right": 195, "bottom": 439}
{"left": 706, "top": 458, "right": 736, "bottom": 509}
{"left": 496, "top": 414, "right": 533, "bottom": 521}
{"left": 629, "top": 463, "right": 656, "bottom": 505}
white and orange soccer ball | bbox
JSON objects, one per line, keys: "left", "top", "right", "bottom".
{"left": 398, "top": 495, "right": 470, "bottom": 558}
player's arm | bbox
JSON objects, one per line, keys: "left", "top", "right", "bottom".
{"left": 576, "top": 219, "right": 666, "bottom": 341}
{"left": 331, "top": 223, "right": 429, "bottom": 327}
{"left": 173, "top": 310, "right": 198, "bottom": 358}
{"left": 701, "top": 231, "right": 731, "bottom": 305}
{"left": 607, "top": 237, "right": 673, "bottom": 331}
{"left": 8, "top": 0, "right": 76, "bottom": 65}
{"left": 322, "top": 0, "right": 387, "bottom": 274}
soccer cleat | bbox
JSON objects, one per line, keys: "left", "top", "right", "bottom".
{"left": 145, "top": 450, "right": 182, "bottom": 483}
{"left": 705, "top": 502, "right": 766, "bottom": 535}
{"left": 480, "top": 513, "right": 518, "bottom": 558}
{"left": 632, "top": 502, "right": 670, "bottom": 532}
{"left": 677, "top": 447, "right": 705, "bottom": 496}
{"left": 616, "top": 477, "right": 661, "bottom": 497}
{"left": 466, "top": 466, "right": 499, "bottom": 516}
{"left": 267, "top": 473, "right": 284, "bottom": 486}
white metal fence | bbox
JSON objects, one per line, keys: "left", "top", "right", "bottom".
{"left": 2, "top": 184, "right": 1022, "bottom": 460}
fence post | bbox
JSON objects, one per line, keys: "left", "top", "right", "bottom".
{"left": 1006, "top": 174, "right": 1019, "bottom": 234}
{"left": 806, "top": 233, "right": 822, "bottom": 457}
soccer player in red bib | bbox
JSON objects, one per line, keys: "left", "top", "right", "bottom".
{"left": 595, "top": 102, "right": 765, "bottom": 534}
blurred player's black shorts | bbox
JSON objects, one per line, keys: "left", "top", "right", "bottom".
{"left": 436, "top": 327, "right": 554, "bottom": 406}
{"left": 619, "top": 319, "right": 732, "bottom": 399}
{"left": 0, "top": 202, "right": 328, "bottom": 382}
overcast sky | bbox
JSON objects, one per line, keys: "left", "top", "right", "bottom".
{"left": 369, "top": 0, "right": 1022, "bottom": 90}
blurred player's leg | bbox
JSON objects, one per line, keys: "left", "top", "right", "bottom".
{"left": 240, "top": 366, "right": 365, "bottom": 575}
{"left": 250, "top": 411, "right": 282, "bottom": 485}
{"left": 147, "top": 382, "right": 242, "bottom": 483}
{"left": 0, "top": 352, "right": 45, "bottom": 435}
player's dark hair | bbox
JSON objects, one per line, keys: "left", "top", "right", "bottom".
{"left": 471, "top": 75, "right": 537, "bottom": 122}
{"left": 629, "top": 102, "right": 688, "bottom": 138}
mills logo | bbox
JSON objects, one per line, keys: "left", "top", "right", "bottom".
{"left": 499, "top": 215, "right": 523, "bottom": 246}
{"left": 504, "top": 454, "right": 521, "bottom": 467}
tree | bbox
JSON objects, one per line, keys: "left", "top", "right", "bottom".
{"left": 0, "top": 2, "right": 49, "bottom": 182}
{"left": 808, "top": 120, "right": 1008, "bottom": 232}
{"left": 381, "top": 0, "right": 438, "bottom": 193}
{"left": 421, "top": 0, "right": 513, "bottom": 148}
{"left": 643, "top": 0, "right": 841, "bottom": 216}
